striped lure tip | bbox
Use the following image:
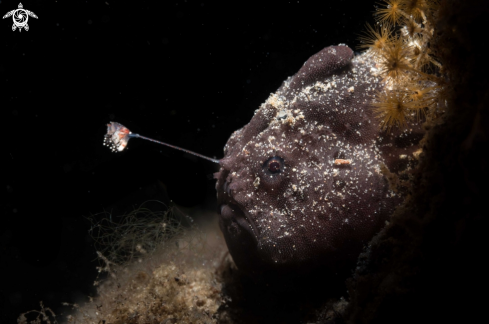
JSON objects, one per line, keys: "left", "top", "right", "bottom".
{"left": 103, "top": 122, "right": 132, "bottom": 152}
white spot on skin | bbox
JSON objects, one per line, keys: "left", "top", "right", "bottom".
{"left": 253, "top": 176, "right": 260, "bottom": 188}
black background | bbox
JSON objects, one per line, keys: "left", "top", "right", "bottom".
{"left": 1, "top": 0, "right": 374, "bottom": 322}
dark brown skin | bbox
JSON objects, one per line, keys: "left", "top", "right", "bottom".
{"left": 215, "top": 45, "right": 422, "bottom": 282}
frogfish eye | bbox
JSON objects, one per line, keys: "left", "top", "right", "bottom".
{"left": 264, "top": 156, "right": 284, "bottom": 174}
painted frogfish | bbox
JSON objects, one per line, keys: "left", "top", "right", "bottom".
{"left": 214, "top": 45, "right": 422, "bottom": 280}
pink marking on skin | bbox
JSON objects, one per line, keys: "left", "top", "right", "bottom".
{"left": 334, "top": 159, "right": 352, "bottom": 165}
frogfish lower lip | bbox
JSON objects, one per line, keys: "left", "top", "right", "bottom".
{"left": 219, "top": 203, "right": 258, "bottom": 240}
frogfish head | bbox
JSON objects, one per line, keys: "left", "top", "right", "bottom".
{"left": 214, "top": 45, "right": 422, "bottom": 279}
